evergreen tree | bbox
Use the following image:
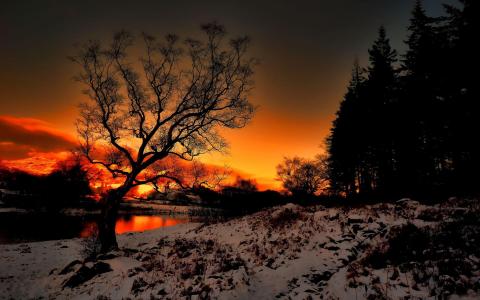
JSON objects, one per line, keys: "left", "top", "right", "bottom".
{"left": 328, "top": 27, "right": 399, "bottom": 199}
{"left": 363, "top": 26, "right": 398, "bottom": 196}
{"left": 327, "top": 0, "right": 479, "bottom": 200}
{"left": 400, "top": 0, "right": 443, "bottom": 196}
{"left": 442, "top": 0, "right": 479, "bottom": 193}
{"left": 403, "top": 0, "right": 437, "bottom": 77}
{"left": 327, "top": 60, "right": 365, "bottom": 197}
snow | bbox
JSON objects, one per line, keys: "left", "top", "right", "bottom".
{"left": 1, "top": 199, "right": 478, "bottom": 299}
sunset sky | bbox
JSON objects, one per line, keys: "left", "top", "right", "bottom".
{"left": 0, "top": 0, "right": 452, "bottom": 188}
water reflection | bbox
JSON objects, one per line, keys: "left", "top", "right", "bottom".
{"left": 0, "top": 213, "right": 189, "bottom": 244}
{"left": 116, "top": 215, "right": 188, "bottom": 234}
{"left": 79, "top": 215, "right": 188, "bottom": 237}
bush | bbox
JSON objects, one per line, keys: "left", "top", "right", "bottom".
{"left": 269, "top": 206, "right": 306, "bottom": 228}
{"left": 363, "top": 210, "right": 480, "bottom": 297}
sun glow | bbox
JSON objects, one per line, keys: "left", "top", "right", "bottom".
{"left": 115, "top": 216, "right": 188, "bottom": 234}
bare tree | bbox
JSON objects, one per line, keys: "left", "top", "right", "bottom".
{"left": 276, "top": 155, "right": 328, "bottom": 197}
{"left": 187, "top": 161, "right": 231, "bottom": 190}
{"left": 71, "top": 22, "right": 257, "bottom": 251}
{"left": 147, "top": 159, "right": 231, "bottom": 193}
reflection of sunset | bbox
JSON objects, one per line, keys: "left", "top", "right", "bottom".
{"left": 115, "top": 216, "right": 188, "bottom": 234}
{"left": 77, "top": 216, "right": 188, "bottom": 237}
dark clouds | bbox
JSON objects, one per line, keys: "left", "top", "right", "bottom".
{"left": 0, "top": 0, "right": 456, "bottom": 121}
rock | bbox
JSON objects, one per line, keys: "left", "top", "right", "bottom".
{"left": 63, "top": 266, "right": 93, "bottom": 288}
{"left": 59, "top": 260, "right": 82, "bottom": 275}
{"left": 122, "top": 248, "right": 139, "bottom": 257}
{"left": 63, "top": 262, "right": 112, "bottom": 288}
{"left": 92, "top": 261, "right": 112, "bottom": 274}
{"left": 96, "top": 252, "right": 118, "bottom": 260}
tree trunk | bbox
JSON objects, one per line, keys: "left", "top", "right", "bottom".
{"left": 98, "top": 188, "right": 127, "bottom": 253}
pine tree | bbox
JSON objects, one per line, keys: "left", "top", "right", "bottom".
{"left": 399, "top": 0, "right": 442, "bottom": 196}
{"left": 403, "top": 0, "right": 436, "bottom": 77}
{"left": 363, "top": 26, "right": 398, "bottom": 196}
{"left": 442, "top": 0, "right": 479, "bottom": 193}
{"left": 367, "top": 26, "right": 397, "bottom": 90}
{"left": 327, "top": 60, "right": 365, "bottom": 197}
{"left": 328, "top": 0, "right": 479, "bottom": 199}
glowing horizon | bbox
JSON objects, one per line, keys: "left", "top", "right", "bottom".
{"left": 0, "top": 1, "right": 448, "bottom": 191}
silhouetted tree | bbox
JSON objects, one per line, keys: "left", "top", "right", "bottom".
{"left": 71, "top": 23, "right": 257, "bottom": 251}
{"left": 45, "top": 158, "right": 92, "bottom": 210}
{"left": 441, "top": 0, "right": 479, "bottom": 193}
{"left": 232, "top": 177, "right": 258, "bottom": 192}
{"left": 328, "top": 26, "right": 398, "bottom": 198}
{"left": 364, "top": 26, "right": 398, "bottom": 196}
{"left": 277, "top": 156, "right": 328, "bottom": 197}
{"left": 398, "top": 0, "right": 446, "bottom": 196}
{"left": 327, "top": 60, "right": 365, "bottom": 197}
{"left": 0, "top": 159, "right": 92, "bottom": 210}
{"left": 146, "top": 159, "right": 230, "bottom": 193}
{"left": 328, "top": 0, "right": 479, "bottom": 200}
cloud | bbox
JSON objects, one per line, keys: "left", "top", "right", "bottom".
{"left": 0, "top": 151, "right": 71, "bottom": 175}
{"left": 0, "top": 115, "right": 76, "bottom": 160}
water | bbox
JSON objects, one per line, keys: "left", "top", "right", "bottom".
{"left": 0, "top": 212, "right": 189, "bottom": 244}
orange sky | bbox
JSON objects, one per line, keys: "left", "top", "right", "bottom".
{"left": 0, "top": 105, "right": 333, "bottom": 190}
{"left": 0, "top": 39, "right": 343, "bottom": 190}
{"left": 0, "top": 55, "right": 342, "bottom": 189}
{"left": 1, "top": 1, "right": 449, "bottom": 190}
{"left": 0, "top": 34, "right": 355, "bottom": 190}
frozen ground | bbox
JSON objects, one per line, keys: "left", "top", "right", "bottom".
{"left": 1, "top": 198, "right": 479, "bottom": 299}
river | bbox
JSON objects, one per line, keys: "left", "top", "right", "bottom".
{"left": 0, "top": 212, "right": 189, "bottom": 244}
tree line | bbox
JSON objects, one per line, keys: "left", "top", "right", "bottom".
{"left": 327, "top": 0, "right": 477, "bottom": 200}
{"left": 0, "top": 158, "right": 93, "bottom": 211}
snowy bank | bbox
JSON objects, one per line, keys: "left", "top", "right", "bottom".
{"left": 1, "top": 198, "right": 479, "bottom": 299}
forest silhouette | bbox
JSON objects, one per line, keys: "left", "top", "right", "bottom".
{"left": 327, "top": 0, "right": 477, "bottom": 200}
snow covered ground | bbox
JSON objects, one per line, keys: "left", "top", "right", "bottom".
{"left": 1, "top": 198, "right": 479, "bottom": 299}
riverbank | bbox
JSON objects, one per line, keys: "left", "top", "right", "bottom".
{"left": 1, "top": 198, "right": 479, "bottom": 299}
{"left": 0, "top": 201, "right": 215, "bottom": 245}
{"left": 0, "top": 199, "right": 210, "bottom": 217}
